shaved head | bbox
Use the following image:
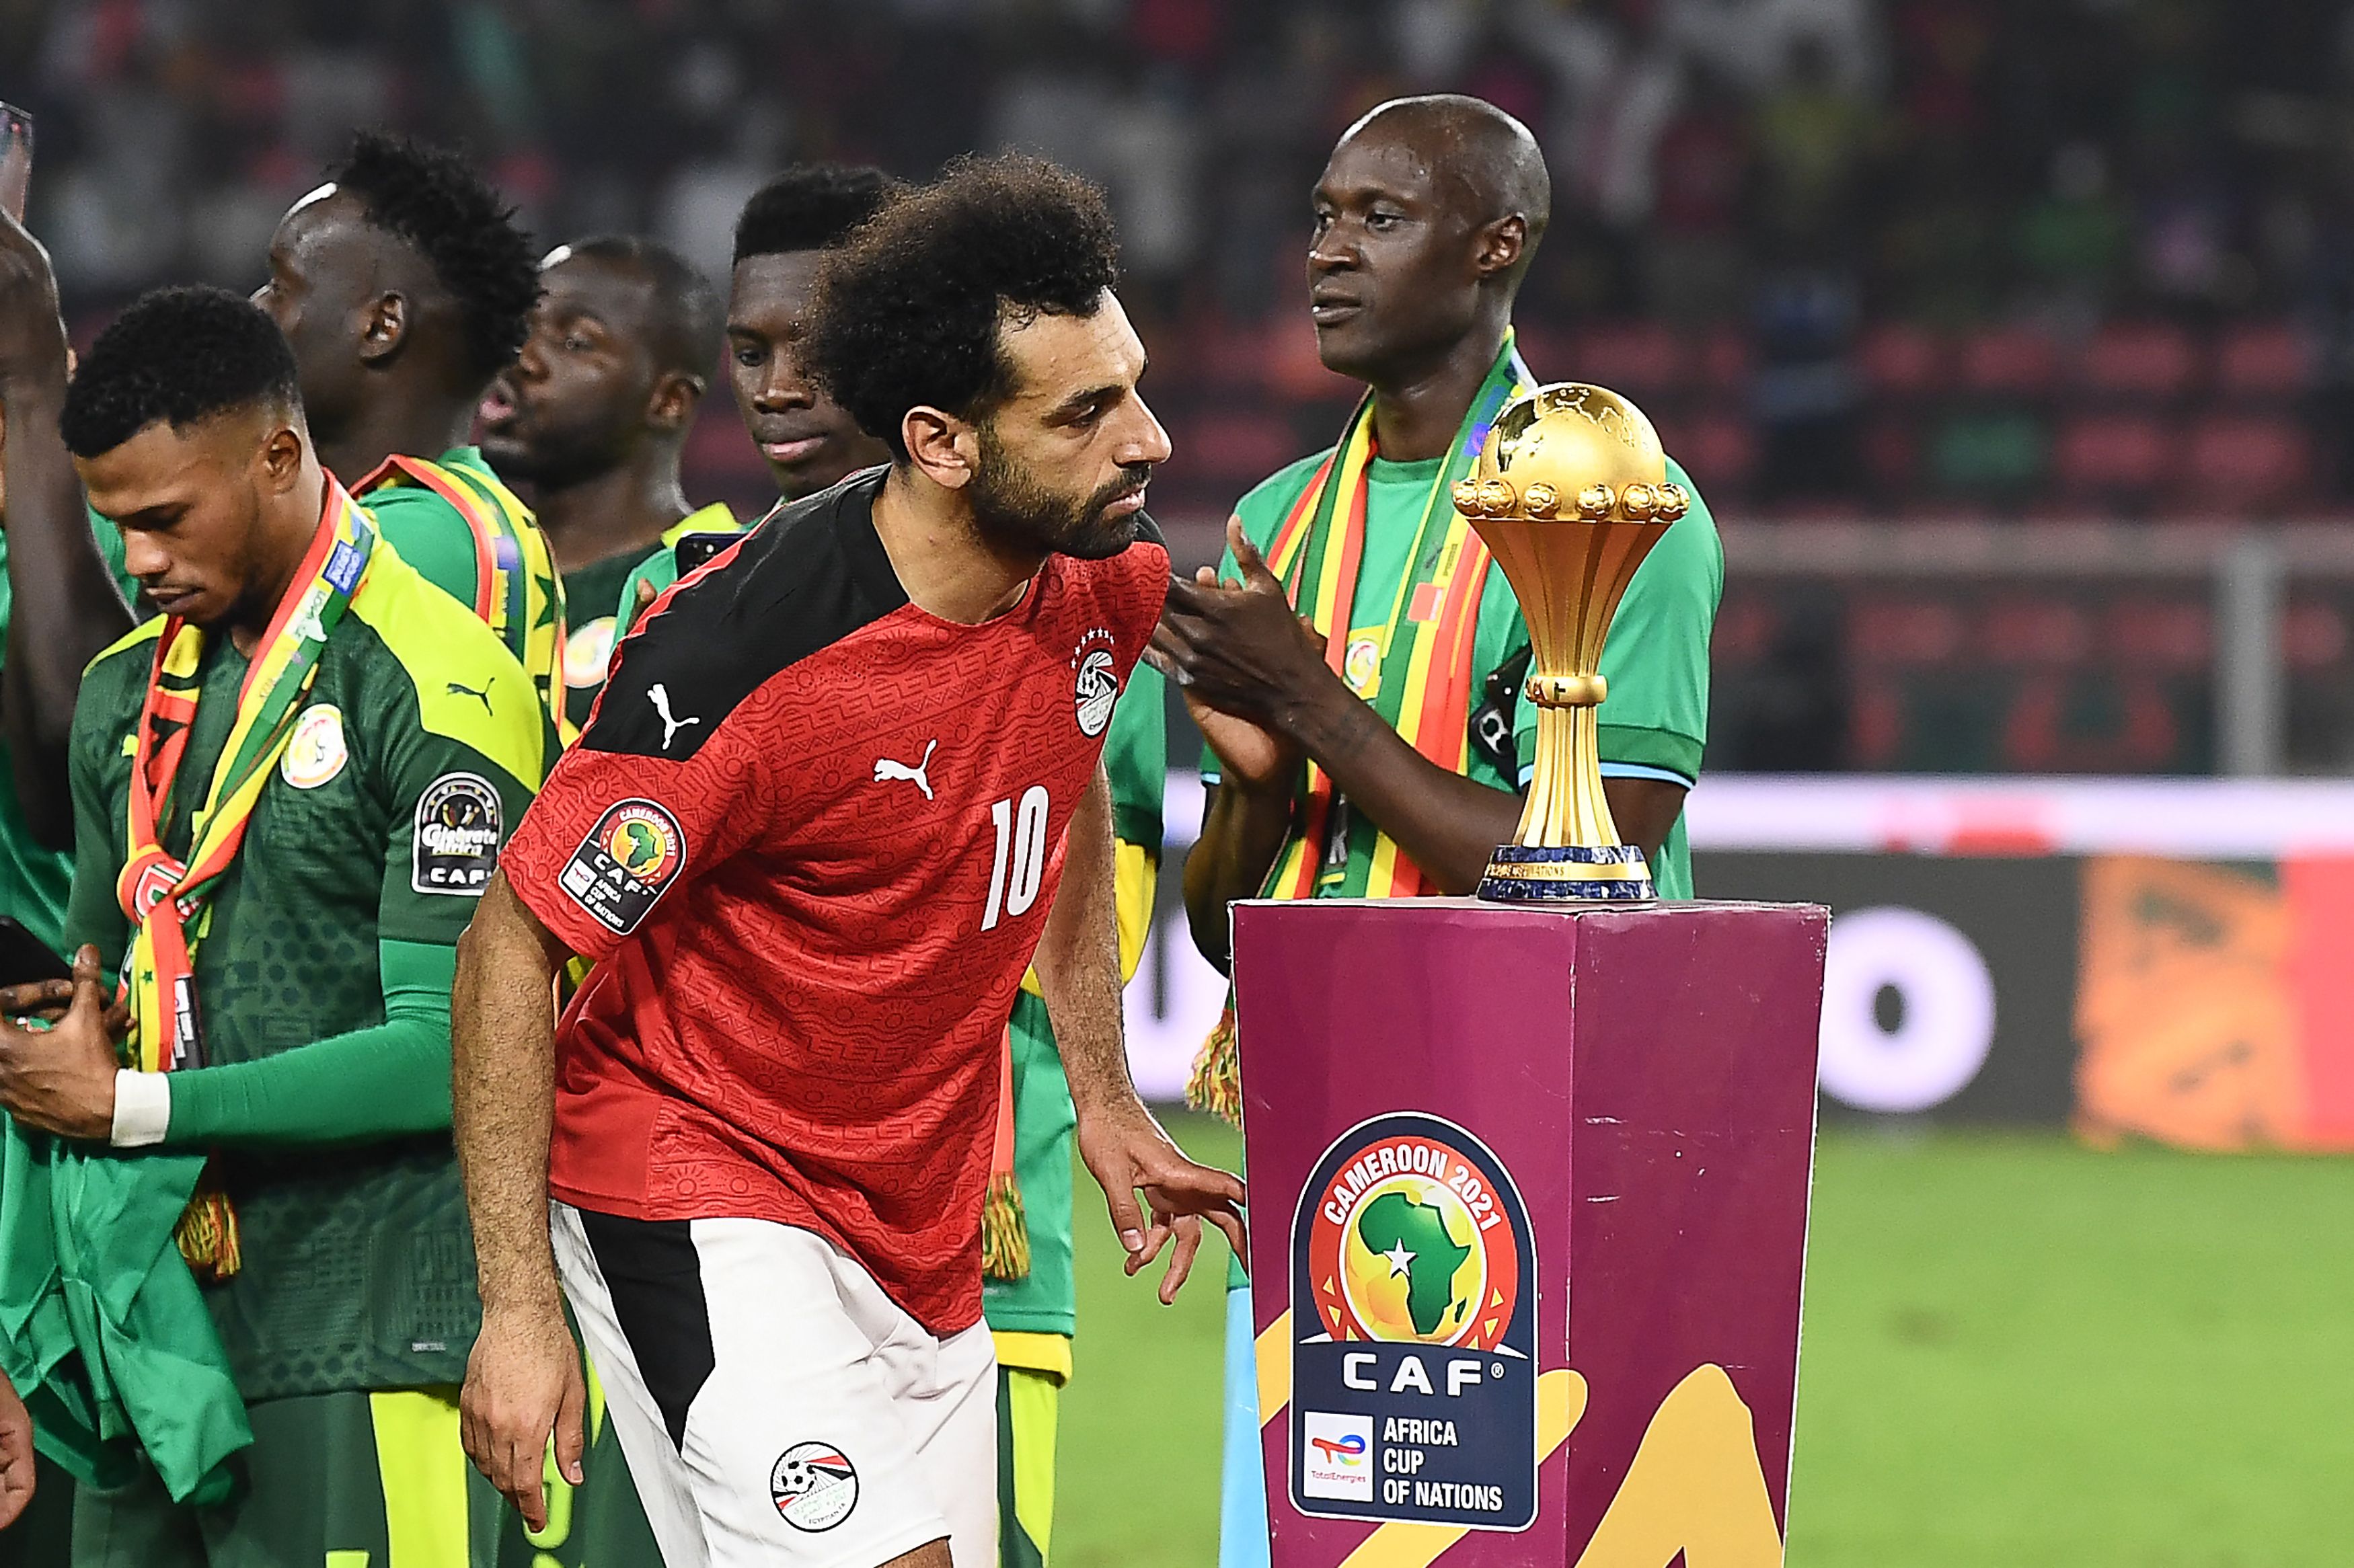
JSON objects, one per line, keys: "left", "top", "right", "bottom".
{"left": 1338, "top": 95, "right": 1551, "bottom": 279}
{"left": 1308, "top": 93, "right": 1552, "bottom": 386}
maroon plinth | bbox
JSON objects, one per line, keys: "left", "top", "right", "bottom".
{"left": 1231, "top": 899, "right": 1827, "bottom": 1566}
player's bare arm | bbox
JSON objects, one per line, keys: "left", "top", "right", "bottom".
{"left": 0, "top": 204, "right": 135, "bottom": 849}
{"left": 1038, "top": 762, "right": 1246, "bottom": 1298}
{"left": 451, "top": 871, "right": 586, "bottom": 1532}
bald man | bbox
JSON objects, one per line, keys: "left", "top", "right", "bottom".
{"left": 1150, "top": 95, "right": 1724, "bottom": 1565}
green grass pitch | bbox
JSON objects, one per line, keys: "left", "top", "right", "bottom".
{"left": 1055, "top": 1115, "right": 2354, "bottom": 1566}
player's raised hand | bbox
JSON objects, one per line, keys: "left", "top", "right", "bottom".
{"left": 0, "top": 1366, "right": 34, "bottom": 1530}
{"left": 460, "top": 1302, "right": 585, "bottom": 1533}
{"left": 1154, "top": 516, "right": 1334, "bottom": 730}
{"left": 1077, "top": 1101, "right": 1246, "bottom": 1304}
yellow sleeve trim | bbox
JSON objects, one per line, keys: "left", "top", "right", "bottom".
{"left": 1020, "top": 838, "right": 1158, "bottom": 998}
{"left": 991, "top": 1330, "right": 1073, "bottom": 1382}
{"left": 348, "top": 541, "right": 549, "bottom": 789}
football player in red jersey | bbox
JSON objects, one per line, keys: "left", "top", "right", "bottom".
{"left": 452, "top": 155, "right": 1245, "bottom": 1568}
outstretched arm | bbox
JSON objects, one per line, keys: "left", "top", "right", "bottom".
{"left": 0, "top": 210, "right": 132, "bottom": 850}
{"left": 453, "top": 872, "right": 585, "bottom": 1533}
{"left": 1038, "top": 764, "right": 1246, "bottom": 1300}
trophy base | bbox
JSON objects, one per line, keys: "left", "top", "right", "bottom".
{"left": 1476, "top": 843, "right": 1656, "bottom": 904}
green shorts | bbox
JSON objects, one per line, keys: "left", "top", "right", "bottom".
{"left": 70, "top": 1386, "right": 504, "bottom": 1568}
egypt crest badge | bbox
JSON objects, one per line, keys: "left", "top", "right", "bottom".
{"left": 1289, "top": 1112, "right": 1537, "bottom": 1530}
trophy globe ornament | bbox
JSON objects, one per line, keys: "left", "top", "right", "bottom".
{"left": 1451, "top": 383, "right": 1687, "bottom": 902}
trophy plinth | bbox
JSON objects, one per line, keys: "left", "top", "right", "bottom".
{"left": 1453, "top": 383, "right": 1685, "bottom": 904}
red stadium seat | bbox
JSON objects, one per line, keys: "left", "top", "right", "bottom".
{"left": 1863, "top": 416, "right": 1920, "bottom": 493}
{"left": 2078, "top": 321, "right": 2201, "bottom": 401}
{"left": 2183, "top": 414, "right": 2314, "bottom": 512}
{"left": 1858, "top": 323, "right": 1945, "bottom": 398}
{"left": 1958, "top": 326, "right": 2058, "bottom": 396}
{"left": 1171, "top": 411, "right": 1300, "bottom": 485}
{"left": 2215, "top": 322, "right": 2311, "bottom": 401}
{"left": 1568, "top": 321, "right": 1689, "bottom": 399}
{"left": 1660, "top": 413, "right": 1756, "bottom": 496}
{"left": 2053, "top": 414, "right": 2173, "bottom": 496}
{"left": 1697, "top": 327, "right": 1751, "bottom": 395}
{"left": 1982, "top": 594, "right": 2094, "bottom": 667}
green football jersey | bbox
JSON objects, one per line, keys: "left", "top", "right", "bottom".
{"left": 983, "top": 662, "right": 1167, "bottom": 1345}
{"left": 1207, "top": 451, "right": 1721, "bottom": 900}
{"left": 63, "top": 539, "right": 552, "bottom": 1402}
{"left": 610, "top": 501, "right": 752, "bottom": 645}
{"left": 0, "top": 520, "right": 136, "bottom": 953}
{"left": 561, "top": 503, "right": 738, "bottom": 732}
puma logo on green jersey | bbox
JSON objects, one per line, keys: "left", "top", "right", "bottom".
{"left": 445, "top": 677, "right": 495, "bottom": 713}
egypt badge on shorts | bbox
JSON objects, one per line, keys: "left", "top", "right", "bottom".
{"left": 1289, "top": 1111, "right": 1537, "bottom": 1530}
{"left": 560, "top": 798, "right": 685, "bottom": 933}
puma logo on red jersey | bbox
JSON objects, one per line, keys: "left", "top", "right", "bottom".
{"left": 872, "top": 740, "right": 937, "bottom": 801}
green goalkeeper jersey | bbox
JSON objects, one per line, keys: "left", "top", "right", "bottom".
{"left": 63, "top": 539, "right": 553, "bottom": 1402}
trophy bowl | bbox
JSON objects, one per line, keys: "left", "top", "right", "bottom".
{"left": 1451, "top": 383, "right": 1687, "bottom": 902}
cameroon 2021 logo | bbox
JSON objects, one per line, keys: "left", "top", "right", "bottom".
{"left": 1291, "top": 1113, "right": 1537, "bottom": 1530}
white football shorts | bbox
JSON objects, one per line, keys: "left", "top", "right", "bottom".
{"left": 552, "top": 1202, "right": 998, "bottom": 1567}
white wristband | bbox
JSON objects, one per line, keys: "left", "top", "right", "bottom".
{"left": 111, "top": 1069, "right": 172, "bottom": 1148}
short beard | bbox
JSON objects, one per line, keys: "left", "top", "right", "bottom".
{"left": 967, "top": 424, "right": 1149, "bottom": 562}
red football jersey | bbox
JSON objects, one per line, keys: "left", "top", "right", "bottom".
{"left": 502, "top": 473, "right": 1166, "bottom": 1333}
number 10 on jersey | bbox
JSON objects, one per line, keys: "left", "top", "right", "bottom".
{"left": 981, "top": 785, "right": 1051, "bottom": 931}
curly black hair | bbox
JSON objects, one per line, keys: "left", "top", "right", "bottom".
{"left": 557, "top": 235, "right": 724, "bottom": 381}
{"left": 804, "top": 154, "right": 1118, "bottom": 461}
{"left": 61, "top": 286, "right": 301, "bottom": 458}
{"left": 327, "top": 130, "right": 541, "bottom": 381}
{"left": 733, "top": 163, "right": 902, "bottom": 264}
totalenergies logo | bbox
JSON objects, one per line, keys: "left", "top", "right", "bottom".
{"left": 1304, "top": 1122, "right": 1522, "bottom": 1352}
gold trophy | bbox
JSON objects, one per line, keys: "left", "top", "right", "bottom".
{"left": 1453, "top": 383, "right": 1687, "bottom": 902}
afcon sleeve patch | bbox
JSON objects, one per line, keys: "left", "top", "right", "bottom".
{"left": 558, "top": 799, "right": 686, "bottom": 934}
{"left": 769, "top": 1442, "right": 858, "bottom": 1532}
{"left": 412, "top": 773, "right": 504, "bottom": 894}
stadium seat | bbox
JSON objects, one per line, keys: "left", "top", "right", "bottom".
{"left": 1958, "top": 326, "right": 2059, "bottom": 396}
{"left": 1568, "top": 321, "right": 1689, "bottom": 399}
{"left": 1930, "top": 408, "right": 2047, "bottom": 495}
{"left": 1858, "top": 323, "right": 1945, "bottom": 398}
{"left": 2183, "top": 414, "right": 2313, "bottom": 513}
{"left": 1863, "top": 416, "right": 1920, "bottom": 495}
{"left": 2101, "top": 596, "right": 2211, "bottom": 672}
{"left": 2053, "top": 413, "right": 2173, "bottom": 497}
{"left": 2215, "top": 321, "right": 2311, "bottom": 401}
{"left": 1169, "top": 409, "right": 1300, "bottom": 485}
{"left": 1982, "top": 594, "right": 2094, "bottom": 666}
{"left": 2078, "top": 321, "right": 2201, "bottom": 401}
{"left": 1697, "top": 327, "right": 1751, "bottom": 396}
{"left": 1660, "top": 413, "right": 1757, "bottom": 497}
{"left": 1849, "top": 598, "right": 1967, "bottom": 667}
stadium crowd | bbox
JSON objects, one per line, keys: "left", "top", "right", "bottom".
{"left": 9, "top": 0, "right": 2354, "bottom": 520}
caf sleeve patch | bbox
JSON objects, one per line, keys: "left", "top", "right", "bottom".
{"left": 413, "top": 772, "right": 505, "bottom": 895}
{"left": 558, "top": 799, "right": 687, "bottom": 934}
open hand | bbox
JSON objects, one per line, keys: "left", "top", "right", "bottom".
{"left": 459, "top": 1301, "right": 584, "bottom": 1533}
{"left": 1155, "top": 516, "right": 1338, "bottom": 735}
{"left": 0, "top": 946, "right": 123, "bottom": 1140}
{"left": 1077, "top": 1099, "right": 1247, "bottom": 1303}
